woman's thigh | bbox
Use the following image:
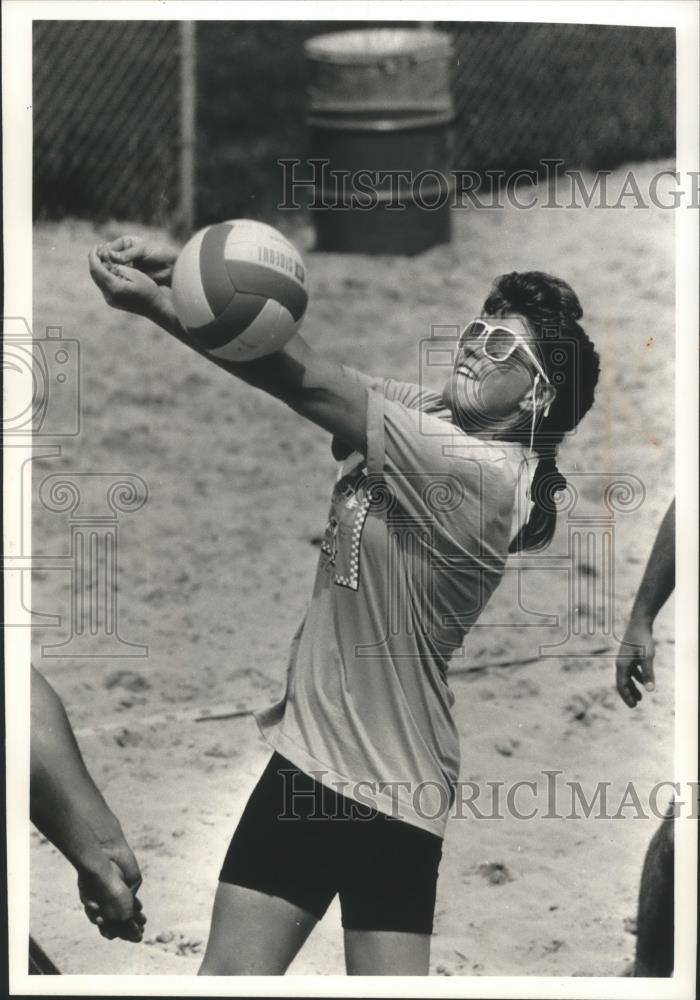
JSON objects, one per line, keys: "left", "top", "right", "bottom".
{"left": 344, "top": 929, "right": 430, "bottom": 975}
{"left": 198, "top": 882, "right": 318, "bottom": 976}
{"left": 338, "top": 811, "right": 442, "bottom": 973}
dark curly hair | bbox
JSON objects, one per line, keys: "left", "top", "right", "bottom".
{"left": 482, "top": 271, "right": 600, "bottom": 553}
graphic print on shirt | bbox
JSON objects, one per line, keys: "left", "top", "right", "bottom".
{"left": 319, "top": 463, "right": 371, "bottom": 591}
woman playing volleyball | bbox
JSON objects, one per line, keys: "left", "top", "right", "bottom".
{"left": 89, "top": 241, "right": 599, "bottom": 976}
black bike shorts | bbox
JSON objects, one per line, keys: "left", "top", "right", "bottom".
{"left": 219, "top": 752, "right": 443, "bottom": 934}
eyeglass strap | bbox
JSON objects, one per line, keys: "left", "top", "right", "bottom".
{"left": 529, "top": 374, "right": 540, "bottom": 453}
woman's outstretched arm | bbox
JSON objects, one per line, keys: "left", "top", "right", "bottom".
{"left": 88, "top": 243, "right": 374, "bottom": 453}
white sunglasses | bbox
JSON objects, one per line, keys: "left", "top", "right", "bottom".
{"left": 461, "top": 318, "right": 554, "bottom": 447}
{"left": 461, "top": 318, "right": 552, "bottom": 388}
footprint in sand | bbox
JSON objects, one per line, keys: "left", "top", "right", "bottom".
{"left": 542, "top": 939, "right": 565, "bottom": 955}
{"left": 565, "top": 687, "right": 618, "bottom": 726}
{"left": 477, "top": 861, "right": 514, "bottom": 885}
{"left": 494, "top": 736, "right": 521, "bottom": 757}
{"left": 147, "top": 930, "right": 203, "bottom": 958}
{"left": 105, "top": 669, "right": 150, "bottom": 693}
{"left": 114, "top": 728, "right": 142, "bottom": 748}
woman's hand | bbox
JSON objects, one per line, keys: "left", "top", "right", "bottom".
{"left": 77, "top": 836, "right": 146, "bottom": 943}
{"left": 616, "top": 616, "right": 656, "bottom": 708}
{"left": 89, "top": 247, "right": 169, "bottom": 321}
{"left": 98, "top": 235, "right": 178, "bottom": 286}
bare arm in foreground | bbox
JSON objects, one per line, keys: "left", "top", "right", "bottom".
{"left": 31, "top": 666, "right": 146, "bottom": 941}
{"left": 615, "top": 499, "right": 675, "bottom": 708}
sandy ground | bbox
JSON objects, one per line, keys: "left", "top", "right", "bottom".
{"left": 28, "top": 161, "right": 675, "bottom": 976}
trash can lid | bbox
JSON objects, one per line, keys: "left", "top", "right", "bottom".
{"left": 305, "top": 28, "right": 451, "bottom": 64}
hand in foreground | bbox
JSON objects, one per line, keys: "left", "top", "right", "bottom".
{"left": 89, "top": 246, "right": 166, "bottom": 319}
{"left": 615, "top": 617, "right": 656, "bottom": 708}
{"left": 98, "top": 235, "right": 178, "bottom": 285}
{"left": 77, "top": 838, "right": 146, "bottom": 942}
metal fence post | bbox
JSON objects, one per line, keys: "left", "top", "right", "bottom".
{"left": 179, "top": 20, "right": 196, "bottom": 236}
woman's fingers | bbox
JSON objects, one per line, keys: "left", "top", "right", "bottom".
{"left": 107, "top": 262, "right": 129, "bottom": 279}
{"left": 616, "top": 660, "right": 642, "bottom": 708}
{"left": 88, "top": 248, "right": 128, "bottom": 306}
{"left": 108, "top": 235, "right": 135, "bottom": 252}
{"left": 93, "top": 236, "right": 176, "bottom": 289}
{"left": 87, "top": 907, "right": 146, "bottom": 941}
{"left": 88, "top": 246, "right": 116, "bottom": 287}
{"left": 617, "top": 679, "right": 637, "bottom": 708}
{"left": 104, "top": 235, "right": 137, "bottom": 261}
{"left": 93, "top": 236, "right": 139, "bottom": 268}
{"left": 95, "top": 915, "right": 143, "bottom": 943}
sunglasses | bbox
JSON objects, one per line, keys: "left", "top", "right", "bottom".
{"left": 460, "top": 319, "right": 552, "bottom": 386}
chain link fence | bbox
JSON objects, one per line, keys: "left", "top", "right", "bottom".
{"left": 33, "top": 21, "right": 183, "bottom": 227}
{"left": 33, "top": 20, "right": 675, "bottom": 229}
{"left": 450, "top": 22, "right": 675, "bottom": 172}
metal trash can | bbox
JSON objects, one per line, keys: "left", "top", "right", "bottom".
{"left": 305, "top": 28, "right": 454, "bottom": 255}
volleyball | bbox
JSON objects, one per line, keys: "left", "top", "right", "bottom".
{"left": 171, "top": 219, "right": 308, "bottom": 362}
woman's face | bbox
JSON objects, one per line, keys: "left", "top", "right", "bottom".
{"left": 441, "top": 312, "right": 544, "bottom": 434}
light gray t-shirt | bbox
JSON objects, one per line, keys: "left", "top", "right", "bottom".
{"left": 255, "top": 378, "right": 521, "bottom": 837}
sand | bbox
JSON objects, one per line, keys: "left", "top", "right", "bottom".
{"left": 29, "top": 161, "right": 675, "bottom": 976}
